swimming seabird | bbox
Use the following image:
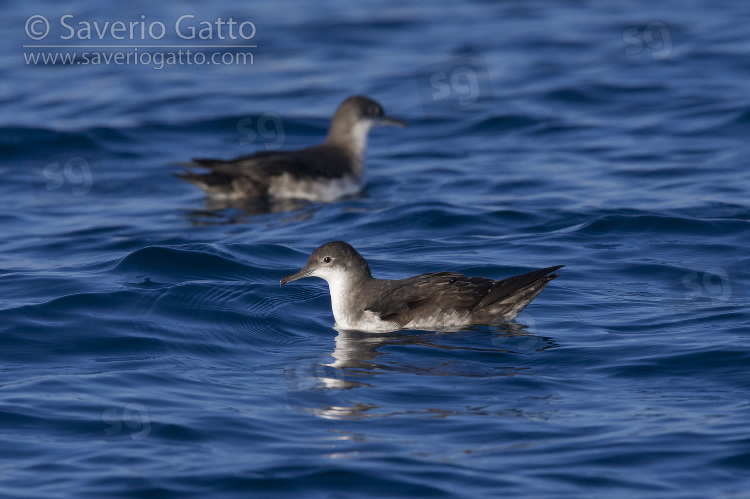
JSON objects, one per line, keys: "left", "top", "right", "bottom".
{"left": 280, "top": 241, "right": 563, "bottom": 332}
{"left": 177, "top": 96, "right": 407, "bottom": 202}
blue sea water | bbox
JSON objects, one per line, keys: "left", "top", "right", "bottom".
{"left": 2, "top": 0, "right": 750, "bottom": 496}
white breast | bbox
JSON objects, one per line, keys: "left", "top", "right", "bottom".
{"left": 323, "top": 270, "right": 398, "bottom": 333}
{"left": 268, "top": 173, "right": 360, "bottom": 202}
{"left": 403, "top": 309, "right": 472, "bottom": 331}
{"left": 338, "top": 310, "right": 399, "bottom": 333}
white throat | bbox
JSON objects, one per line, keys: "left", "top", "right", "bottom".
{"left": 314, "top": 268, "right": 356, "bottom": 327}
{"left": 313, "top": 264, "right": 398, "bottom": 332}
{"left": 348, "top": 119, "right": 375, "bottom": 159}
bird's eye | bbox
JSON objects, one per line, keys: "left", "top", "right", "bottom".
{"left": 323, "top": 256, "right": 332, "bottom": 263}
{"left": 368, "top": 105, "right": 380, "bottom": 116}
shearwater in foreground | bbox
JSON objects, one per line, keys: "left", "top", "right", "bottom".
{"left": 178, "top": 96, "right": 406, "bottom": 202}
{"left": 280, "top": 241, "right": 563, "bottom": 332}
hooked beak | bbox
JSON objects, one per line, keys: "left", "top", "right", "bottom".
{"left": 379, "top": 115, "right": 408, "bottom": 128}
{"left": 280, "top": 266, "right": 315, "bottom": 286}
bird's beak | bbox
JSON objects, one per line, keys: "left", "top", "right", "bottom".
{"left": 280, "top": 266, "right": 315, "bottom": 286}
{"left": 379, "top": 115, "right": 408, "bottom": 128}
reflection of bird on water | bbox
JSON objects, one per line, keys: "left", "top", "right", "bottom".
{"left": 287, "top": 325, "right": 557, "bottom": 420}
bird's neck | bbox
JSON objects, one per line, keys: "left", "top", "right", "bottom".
{"left": 326, "top": 271, "right": 373, "bottom": 329}
{"left": 324, "top": 120, "right": 372, "bottom": 176}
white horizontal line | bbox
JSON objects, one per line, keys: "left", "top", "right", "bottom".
{"left": 22, "top": 45, "right": 258, "bottom": 48}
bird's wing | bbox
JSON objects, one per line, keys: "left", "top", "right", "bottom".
{"left": 180, "top": 145, "right": 353, "bottom": 181}
{"left": 366, "top": 272, "right": 494, "bottom": 321}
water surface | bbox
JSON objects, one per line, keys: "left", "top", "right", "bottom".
{"left": 1, "top": 0, "right": 749, "bottom": 497}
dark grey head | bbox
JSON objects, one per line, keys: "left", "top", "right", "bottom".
{"left": 325, "top": 95, "right": 407, "bottom": 150}
{"left": 280, "top": 241, "right": 372, "bottom": 286}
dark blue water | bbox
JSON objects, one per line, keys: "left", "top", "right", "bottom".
{"left": 2, "top": 0, "right": 750, "bottom": 497}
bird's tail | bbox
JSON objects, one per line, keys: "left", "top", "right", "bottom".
{"left": 471, "top": 265, "right": 563, "bottom": 322}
